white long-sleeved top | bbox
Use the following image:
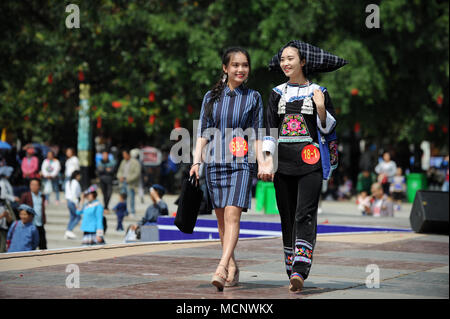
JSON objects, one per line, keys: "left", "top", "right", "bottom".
{"left": 41, "top": 159, "right": 61, "bottom": 178}
{"left": 0, "top": 177, "right": 15, "bottom": 202}
{"left": 65, "top": 156, "right": 80, "bottom": 178}
{"left": 65, "top": 179, "right": 81, "bottom": 204}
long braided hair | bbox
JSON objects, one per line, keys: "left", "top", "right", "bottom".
{"left": 204, "top": 47, "right": 251, "bottom": 119}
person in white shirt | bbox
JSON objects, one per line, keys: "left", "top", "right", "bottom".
{"left": 64, "top": 148, "right": 80, "bottom": 189}
{"left": 375, "top": 152, "right": 397, "bottom": 196}
{"left": 64, "top": 170, "right": 82, "bottom": 239}
{"left": 41, "top": 151, "right": 61, "bottom": 204}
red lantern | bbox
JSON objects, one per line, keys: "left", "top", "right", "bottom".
{"left": 442, "top": 125, "right": 448, "bottom": 134}
{"left": 24, "top": 115, "right": 29, "bottom": 121}
{"left": 96, "top": 116, "right": 102, "bottom": 129}
{"left": 351, "top": 88, "right": 359, "bottom": 96}
{"left": 149, "top": 115, "right": 156, "bottom": 125}
{"left": 436, "top": 95, "right": 443, "bottom": 106}
{"left": 174, "top": 118, "right": 181, "bottom": 129}
{"left": 78, "top": 71, "right": 85, "bottom": 82}
{"left": 149, "top": 91, "right": 155, "bottom": 103}
{"left": 187, "top": 104, "right": 193, "bottom": 114}
{"left": 354, "top": 122, "right": 361, "bottom": 133}
{"left": 128, "top": 116, "right": 134, "bottom": 124}
{"left": 112, "top": 101, "right": 122, "bottom": 108}
{"left": 47, "top": 74, "right": 53, "bottom": 84}
{"left": 428, "top": 124, "right": 435, "bottom": 132}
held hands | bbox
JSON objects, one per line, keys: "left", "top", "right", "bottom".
{"left": 257, "top": 155, "right": 274, "bottom": 182}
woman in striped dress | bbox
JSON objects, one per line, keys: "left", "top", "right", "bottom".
{"left": 190, "top": 47, "right": 272, "bottom": 291}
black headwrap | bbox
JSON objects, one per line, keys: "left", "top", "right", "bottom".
{"left": 269, "top": 40, "right": 348, "bottom": 76}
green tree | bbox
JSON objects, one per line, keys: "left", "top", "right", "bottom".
{"left": 0, "top": 0, "right": 448, "bottom": 149}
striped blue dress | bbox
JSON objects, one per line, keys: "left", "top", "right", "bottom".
{"left": 198, "top": 85, "right": 264, "bottom": 211}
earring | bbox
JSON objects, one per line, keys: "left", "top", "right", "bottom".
{"left": 222, "top": 73, "right": 227, "bottom": 83}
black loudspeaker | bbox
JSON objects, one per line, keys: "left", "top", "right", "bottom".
{"left": 410, "top": 190, "right": 449, "bottom": 234}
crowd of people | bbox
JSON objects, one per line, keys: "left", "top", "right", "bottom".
{"left": 0, "top": 144, "right": 171, "bottom": 253}
{"left": 1, "top": 142, "right": 448, "bottom": 253}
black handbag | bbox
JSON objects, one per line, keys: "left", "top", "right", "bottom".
{"left": 174, "top": 175, "right": 203, "bottom": 234}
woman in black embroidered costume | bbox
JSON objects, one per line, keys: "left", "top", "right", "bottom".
{"left": 262, "top": 40, "right": 347, "bottom": 292}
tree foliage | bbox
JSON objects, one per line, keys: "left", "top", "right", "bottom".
{"left": 0, "top": 0, "right": 448, "bottom": 148}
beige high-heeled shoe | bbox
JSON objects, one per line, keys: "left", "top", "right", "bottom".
{"left": 211, "top": 264, "right": 228, "bottom": 291}
{"left": 289, "top": 272, "right": 304, "bottom": 292}
{"left": 225, "top": 266, "right": 240, "bottom": 287}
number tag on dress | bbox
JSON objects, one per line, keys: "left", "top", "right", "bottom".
{"left": 301, "top": 97, "right": 314, "bottom": 115}
{"left": 301, "top": 144, "right": 320, "bottom": 165}
{"left": 229, "top": 137, "right": 248, "bottom": 157}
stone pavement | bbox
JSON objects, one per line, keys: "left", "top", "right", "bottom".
{"left": 22, "top": 191, "right": 418, "bottom": 249}
{"left": 0, "top": 192, "right": 448, "bottom": 299}
{"left": 0, "top": 231, "right": 447, "bottom": 299}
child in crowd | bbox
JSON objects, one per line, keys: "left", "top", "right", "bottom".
{"left": 7, "top": 204, "right": 40, "bottom": 253}
{"left": 356, "top": 190, "right": 372, "bottom": 216}
{"left": 113, "top": 192, "right": 128, "bottom": 232}
{"left": 337, "top": 175, "right": 353, "bottom": 201}
{"left": 76, "top": 185, "right": 105, "bottom": 245}
{"left": 390, "top": 167, "right": 406, "bottom": 211}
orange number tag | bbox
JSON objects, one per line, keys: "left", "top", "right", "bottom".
{"left": 229, "top": 137, "right": 248, "bottom": 157}
{"left": 301, "top": 144, "right": 320, "bottom": 165}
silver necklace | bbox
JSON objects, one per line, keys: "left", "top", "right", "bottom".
{"left": 277, "top": 80, "right": 310, "bottom": 115}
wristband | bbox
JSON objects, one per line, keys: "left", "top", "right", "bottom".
{"left": 191, "top": 162, "right": 201, "bottom": 168}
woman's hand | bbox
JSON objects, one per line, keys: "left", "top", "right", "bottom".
{"left": 189, "top": 164, "right": 200, "bottom": 180}
{"left": 257, "top": 155, "right": 274, "bottom": 182}
{"left": 312, "top": 89, "right": 325, "bottom": 107}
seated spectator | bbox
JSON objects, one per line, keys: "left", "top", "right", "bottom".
{"left": 356, "top": 190, "right": 371, "bottom": 216}
{"left": 337, "top": 175, "right": 353, "bottom": 201}
{"left": 6, "top": 204, "right": 40, "bottom": 253}
{"left": 125, "top": 184, "right": 168, "bottom": 240}
{"left": 364, "top": 183, "right": 394, "bottom": 217}
{"left": 76, "top": 185, "right": 105, "bottom": 245}
{"left": 141, "top": 184, "right": 168, "bottom": 225}
{"left": 390, "top": 167, "right": 406, "bottom": 211}
{"left": 356, "top": 170, "right": 377, "bottom": 195}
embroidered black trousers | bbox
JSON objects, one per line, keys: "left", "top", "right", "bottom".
{"left": 273, "top": 169, "right": 322, "bottom": 280}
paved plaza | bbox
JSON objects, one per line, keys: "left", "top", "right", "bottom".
{"left": 0, "top": 193, "right": 448, "bottom": 299}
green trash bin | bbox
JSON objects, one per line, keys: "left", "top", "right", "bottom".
{"left": 406, "top": 173, "right": 427, "bottom": 203}
{"left": 264, "top": 182, "right": 279, "bottom": 215}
